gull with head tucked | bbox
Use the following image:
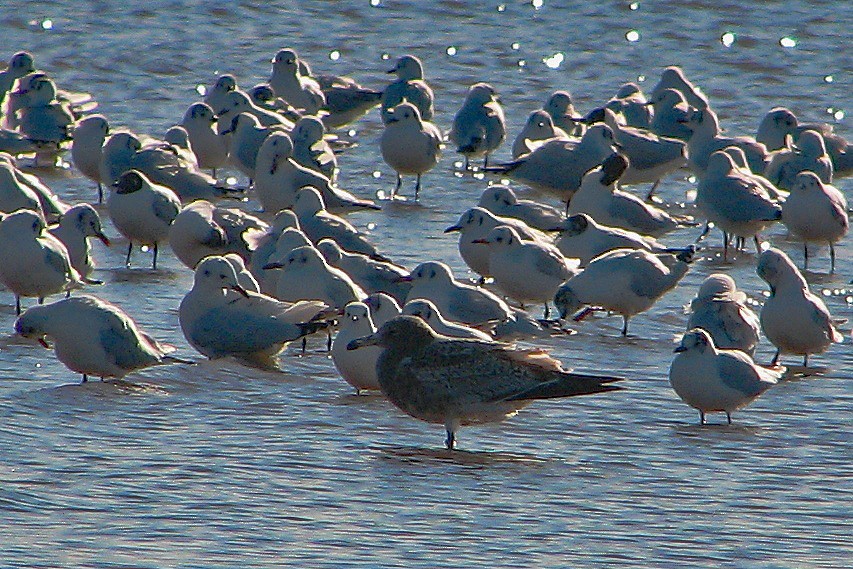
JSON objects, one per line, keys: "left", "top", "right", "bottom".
{"left": 685, "top": 273, "right": 760, "bottom": 356}
{"left": 449, "top": 82, "right": 506, "bottom": 169}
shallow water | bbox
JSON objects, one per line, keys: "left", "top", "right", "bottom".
{"left": 1, "top": 1, "right": 851, "bottom": 567}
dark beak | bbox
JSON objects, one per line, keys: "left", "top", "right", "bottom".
{"left": 471, "top": 239, "right": 489, "bottom": 244}
{"left": 674, "top": 346, "right": 687, "bottom": 353}
{"left": 230, "top": 285, "right": 250, "bottom": 298}
{"left": 347, "top": 333, "right": 380, "bottom": 350}
{"left": 262, "top": 262, "right": 284, "bottom": 270}
{"left": 444, "top": 225, "right": 462, "bottom": 233}
{"left": 96, "top": 232, "right": 111, "bottom": 246}
{"left": 394, "top": 274, "right": 413, "bottom": 283}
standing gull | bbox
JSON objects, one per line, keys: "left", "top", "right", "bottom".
{"left": 781, "top": 171, "right": 848, "bottom": 271}
{"left": 686, "top": 274, "right": 761, "bottom": 356}
{"left": 264, "top": 244, "right": 366, "bottom": 309}
{"left": 543, "top": 90, "right": 584, "bottom": 136}
{"left": 380, "top": 101, "right": 442, "bottom": 200}
{"left": 181, "top": 102, "right": 228, "bottom": 177}
{"left": 477, "top": 185, "right": 565, "bottom": 232}
{"left": 70, "top": 114, "right": 109, "bottom": 202}
{"left": 449, "top": 82, "right": 506, "bottom": 169}
{"left": 669, "top": 328, "right": 781, "bottom": 425}
{"left": 511, "top": 110, "right": 571, "bottom": 159}
{"left": 381, "top": 54, "right": 434, "bottom": 124}
{"left": 347, "top": 315, "right": 623, "bottom": 450}
{"left": 680, "top": 108, "right": 768, "bottom": 175}
{"left": 331, "top": 302, "right": 381, "bottom": 394}
{"left": 49, "top": 204, "right": 110, "bottom": 283}
{"left": 268, "top": 49, "right": 326, "bottom": 115}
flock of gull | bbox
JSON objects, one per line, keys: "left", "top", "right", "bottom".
{"left": 0, "top": 48, "right": 849, "bottom": 449}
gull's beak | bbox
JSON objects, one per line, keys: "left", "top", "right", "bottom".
{"left": 230, "top": 284, "right": 250, "bottom": 298}
{"left": 38, "top": 337, "right": 50, "bottom": 349}
{"left": 96, "top": 232, "right": 111, "bottom": 246}
{"left": 612, "top": 141, "right": 625, "bottom": 151}
{"left": 642, "top": 101, "right": 654, "bottom": 106}
{"left": 471, "top": 238, "right": 489, "bottom": 244}
{"left": 444, "top": 224, "right": 461, "bottom": 233}
{"left": 347, "top": 333, "right": 380, "bottom": 351}
{"left": 386, "top": 116, "right": 399, "bottom": 123}
{"left": 387, "top": 68, "right": 396, "bottom": 74}
{"left": 394, "top": 274, "right": 413, "bottom": 283}
{"left": 674, "top": 346, "right": 687, "bottom": 353}
{"left": 262, "top": 262, "right": 284, "bottom": 270}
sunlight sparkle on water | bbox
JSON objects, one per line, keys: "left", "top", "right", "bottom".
{"left": 824, "top": 75, "right": 833, "bottom": 83}
{"left": 543, "top": 52, "right": 564, "bottom": 69}
{"left": 195, "top": 84, "right": 206, "bottom": 96}
{"left": 370, "top": 0, "right": 380, "bottom": 6}
{"left": 372, "top": 171, "right": 382, "bottom": 178}
{"left": 629, "top": 2, "right": 639, "bottom": 10}
{"left": 42, "top": 19, "right": 53, "bottom": 30}
{"left": 329, "top": 50, "right": 340, "bottom": 61}
{"left": 511, "top": 42, "right": 520, "bottom": 50}
{"left": 626, "top": 30, "right": 640, "bottom": 42}
{"left": 721, "top": 32, "right": 736, "bottom": 47}
{"left": 497, "top": 4, "right": 506, "bottom": 12}
{"left": 532, "top": 0, "right": 544, "bottom": 9}
{"left": 446, "top": 46, "right": 457, "bottom": 56}
{"left": 779, "top": 37, "right": 797, "bottom": 48}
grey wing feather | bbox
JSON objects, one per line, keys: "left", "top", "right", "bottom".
{"left": 718, "top": 352, "right": 769, "bottom": 396}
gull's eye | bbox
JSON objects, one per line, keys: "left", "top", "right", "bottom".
{"left": 203, "top": 269, "right": 210, "bottom": 276}
{"left": 32, "top": 220, "right": 39, "bottom": 231}
{"left": 429, "top": 270, "right": 436, "bottom": 278}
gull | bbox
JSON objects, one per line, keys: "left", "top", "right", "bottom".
{"left": 477, "top": 185, "right": 565, "bottom": 231}
{"left": 214, "top": 89, "right": 294, "bottom": 131}
{"left": 268, "top": 49, "right": 326, "bottom": 115}
{"left": 107, "top": 170, "right": 181, "bottom": 269}
{"left": 347, "top": 315, "right": 623, "bottom": 449}
{"left": 764, "top": 129, "right": 833, "bottom": 190}
{"left": 756, "top": 107, "right": 852, "bottom": 176}
{"left": 473, "top": 225, "right": 578, "bottom": 317}
{"left": 163, "top": 125, "right": 197, "bottom": 168}
{"left": 606, "top": 82, "right": 652, "bottom": 129}
{"left": 669, "top": 328, "right": 781, "bottom": 425}
{"left": 365, "top": 292, "right": 402, "bottom": 327}
{"left": 484, "top": 124, "right": 618, "bottom": 202}
{"left": 224, "top": 252, "right": 260, "bottom": 293}
{"left": 695, "top": 150, "right": 781, "bottom": 257}
{"left": 449, "top": 82, "right": 506, "bottom": 169}
{"left": 568, "top": 153, "right": 681, "bottom": 237}
{"left": 252, "top": 226, "right": 311, "bottom": 295}
{"left": 552, "top": 213, "right": 671, "bottom": 266}
{"left": 543, "top": 90, "right": 584, "bottom": 136}
{"left": 292, "top": 187, "right": 385, "bottom": 259}
{"left": 246, "top": 209, "right": 301, "bottom": 292}
{"left": 381, "top": 54, "right": 434, "bottom": 124}
{"left": 0, "top": 156, "right": 66, "bottom": 221}
{"left": 100, "top": 131, "right": 231, "bottom": 201}
{"left": 594, "top": 107, "right": 687, "bottom": 199}
{"left": 316, "top": 238, "right": 411, "bottom": 302}
{"left": 203, "top": 74, "right": 238, "bottom": 117}
{"left": 313, "top": 71, "right": 381, "bottom": 129}
{"left": 650, "top": 65, "right": 709, "bottom": 110}
{"left": 723, "top": 146, "right": 786, "bottom": 201}
{"left": 180, "top": 255, "right": 328, "bottom": 368}
{"left": 263, "top": 244, "right": 366, "bottom": 308}
{"left": 290, "top": 116, "right": 337, "bottom": 180}
{"left": 0, "top": 52, "right": 36, "bottom": 110}
{"left": 331, "top": 302, "right": 381, "bottom": 393}
{"left": 247, "top": 83, "right": 303, "bottom": 124}
{"left": 0, "top": 161, "right": 43, "bottom": 215}
{"left": 680, "top": 108, "right": 768, "bottom": 175}
{"left": 511, "top": 110, "right": 571, "bottom": 158}
{"left": 781, "top": 171, "right": 848, "bottom": 272}
{"left": 0, "top": 209, "right": 82, "bottom": 314}
{"left": 70, "top": 114, "right": 109, "bottom": 202}
{"left": 254, "top": 132, "right": 378, "bottom": 213}
{"left": 170, "top": 200, "right": 268, "bottom": 269}
{"left": 12, "top": 75, "right": 73, "bottom": 144}
{"left": 0, "top": 127, "right": 41, "bottom": 155}
{"left": 181, "top": 102, "right": 229, "bottom": 177}
{"left": 648, "top": 88, "right": 693, "bottom": 141}
{"left": 380, "top": 101, "right": 442, "bottom": 200}
{"left": 401, "top": 298, "right": 494, "bottom": 341}
{"left": 49, "top": 204, "right": 110, "bottom": 283}
{"left": 220, "top": 112, "right": 284, "bottom": 181}
{"left": 445, "top": 206, "right": 549, "bottom": 279}
{"left": 15, "top": 294, "right": 187, "bottom": 382}
{"left": 555, "top": 247, "right": 695, "bottom": 336}
{"left": 402, "top": 261, "right": 513, "bottom": 326}
{"left": 686, "top": 274, "right": 761, "bottom": 356}
{"left": 756, "top": 247, "right": 844, "bottom": 366}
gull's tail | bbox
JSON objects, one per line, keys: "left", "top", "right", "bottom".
{"left": 506, "top": 373, "right": 624, "bottom": 401}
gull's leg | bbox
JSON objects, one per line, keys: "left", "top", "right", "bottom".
{"left": 726, "top": 411, "right": 732, "bottom": 425}
{"left": 699, "top": 410, "right": 706, "bottom": 425}
{"left": 415, "top": 174, "right": 422, "bottom": 201}
{"left": 445, "top": 430, "right": 456, "bottom": 450}
{"left": 803, "top": 242, "right": 808, "bottom": 271}
{"left": 125, "top": 242, "right": 133, "bottom": 268}
{"left": 152, "top": 243, "right": 159, "bottom": 270}
{"left": 771, "top": 349, "right": 780, "bottom": 366}
{"left": 829, "top": 242, "right": 835, "bottom": 273}
{"left": 621, "top": 316, "right": 629, "bottom": 336}
{"left": 97, "top": 182, "right": 103, "bottom": 204}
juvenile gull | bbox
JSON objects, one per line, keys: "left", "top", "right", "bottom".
{"left": 381, "top": 55, "right": 434, "bottom": 124}
{"left": 402, "top": 298, "right": 494, "bottom": 341}
{"left": 15, "top": 294, "right": 187, "bottom": 383}
{"left": 555, "top": 247, "right": 695, "bottom": 336}
{"left": 473, "top": 225, "right": 578, "bottom": 317}
{"left": 0, "top": 209, "right": 82, "bottom": 314}
{"left": 70, "top": 114, "right": 109, "bottom": 202}
{"left": 756, "top": 248, "right": 844, "bottom": 366}
{"left": 686, "top": 274, "right": 761, "bottom": 356}
{"left": 511, "top": 110, "right": 571, "bottom": 158}
{"left": 380, "top": 101, "right": 442, "bottom": 200}
{"left": 108, "top": 170, "right": 181, "bottom": 269}
{"left": 669, "top": 328, "right": 781, "bottom": 425}
{"left": 347, "top": 315, "right": 623, "bottom": 450}
{"left": 449, "top": 82, "right": 506, "bottom": 169}
{"left": 331, "top": 302, "right": 381, "bottom": 394}
{"left": 180, "top": 256, "right": 328, "bottom": 369}
{"left": 781, "top": 171, "right": 848, "bottom": 271}
{"left": 49, "top": 204, "right": 110, "bottom": 283}
{"left": 477, "top": 185, "right": 565, "bottom": 232}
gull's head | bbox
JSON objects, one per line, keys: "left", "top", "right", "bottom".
{"left": 401, "top": 298, "right": 438, "bottom": 323}
{"left": 445, "top": 206, "right": 496, "bottom": 235}
{"left": 113, "top": 169, "right": 146, "bottom": 195}
{"left": 796, "top": 129, "right": 827, "bottom": 158}
{"left": 583, "top": 123, "right": 616, "bottom": 149}
{"left": 19, "top": 75, "right": 56, "bottom": 105}
{"left": 249, "top": 83, "right": 276, "bottom": 104}
{"left": 8, "top": 51, "right": 35, "bottom": 74}
{"left": 365, "top": 292, "right": 402, "bottom": 325}
{"left": 184, "top": 102, "right": 216, "bottom": 125}
{"left": 695, "top": 273, "right": 744, "bottom": 304}
{"left": 768, "top": 107, "right": 798, "bottom": 131}
{"left": 14, "top": 305, "right": 50, "bottom": 347}
{"left": 0, "top": 209, "right": 45, "bottom": 238}
{"left": 410, "top": 261, "right": 453, "bottom": 286}
{"left": 194, "top": 255, "right": 244, "bottom": 294}
{"left": 271, "top": 209, "right": 300, "bottom": 233}
{"left": 293, "top": 116, "right": 325, "bottom": 144}
{"left": 561, "top": 213, "right": 591, "bottom": 237}
{"left": 65, "top": 204, "right": 110, "bottom": 246}
{"left": 213, "top": 74, "right": 237, "bottom": 93}
{"left": 707, "top": 150, "right": 736, "bottom": 176}
{"left": 545, "top": 90, "right": 575, "bottom": 116}
{"left": 316, "top": 238, "right": 343, "bottom": 264}
{"left": 524, "top": 110, "right": 555, "bottom": 137}
{"left": 164, "top": 125, "right": 191, "bottom": 149}
{"left": 104, "top": 132, "right": 141, "bottom": 155}
{"left": 659, "top": 66, "right": 687, "bottom": 86}
{"left": 757, "top": 247, "right": 803, "bottom": 291}
{"left": 615, "top": 82, "right": 643, "bottom": 100}
{"left": 674, "top": 328, "right": 714, "bottom": 354}
{"left": 478, "top": 185, "right": 516, "bottom": 210}
{"left": 346, "top": 315, "right": 436, "bottom": 352}
{"left": 293, "top": 186, "right": 326, "bottom": 216}
{"left": 475, "top": 225, "right": 520, "bottom": 249}
{"left": 272, "top": 48, "right": 299, "bottom": 72}
{"left": 74, "top": 114, "right": 110, "bottom": 140}
{"left": 599, "top": 152, "right": 629, "bottom": 186}
{"left": 554, "top": 281, "right": 582, "bottom": 319}
{"left": 792, "top": 171, "right": 823, "bottom": 194}
{"left": 650, "top": 88, "right": 686, "bottom": 109}
{"left": 467, "top": 82, "right": 499, "bottom": 105}
{"left": 282, "top": 245, "right": 325, "bottom": 272}
{"left": 722, "top": 146, "right": 749, "bottom": 170}
{"left": 391, "top": 55, "right": 424, "bottom": 80}
{"left": 270, "top": 228, "right": 312, "bottom": 259}
{"left": 263, "top": 132, "right": 294, "bottom": 162}
{"left": 343, "top": 301, "right": 374, "bottom": 327}
{"left": 386, "top": 101, "right": 422, "bottom": 125}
